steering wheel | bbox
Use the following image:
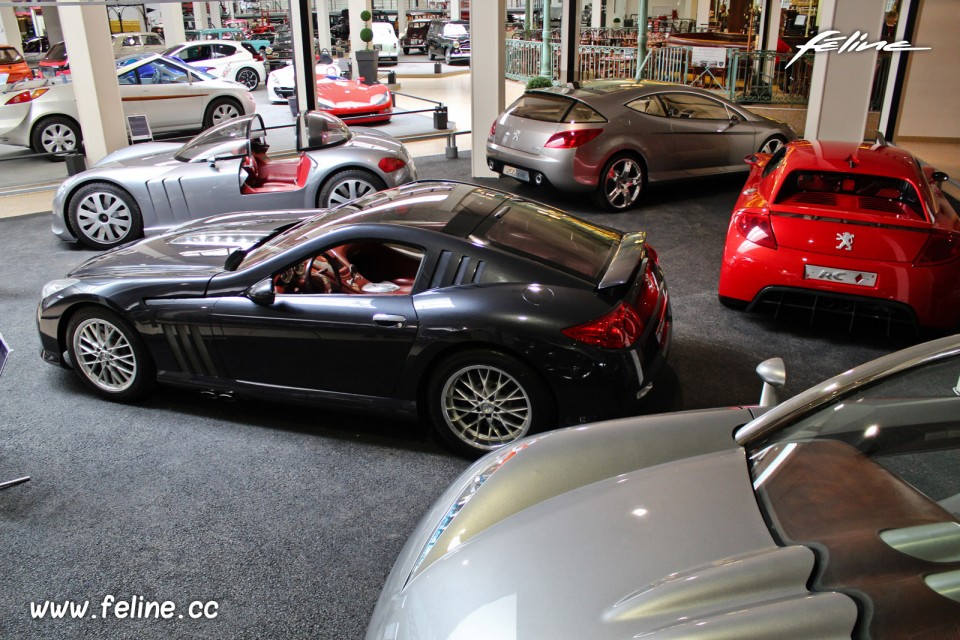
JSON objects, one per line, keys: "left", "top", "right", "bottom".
{"left": 306, "top": 253, "right": 341, "bottom": 293}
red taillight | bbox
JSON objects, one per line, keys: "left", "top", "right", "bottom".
{"left": 734, "top": 209, "right": 777, "bottom": 249}
{"left": 254, "top": 53, "right": 263, "bottom": 61}
{"left": 914, "top": 229, "right": 960, "bottom": 266}
{"left": 5, "top": 88, "right": 49, "bottom": 105}
{"left": 378, "top": 157, "right": 407, "bottom": 173}
{"left": 544, "top": 128, "right": 603, "bottom": 149}
{"left": 636, "top": 247, "right": 661, "bottom": 320}
{"left": 489, "top": 119, "right": 497, "bottom": 138}
{"left": 562, "top": 302, "right": 643, "bottom": 349}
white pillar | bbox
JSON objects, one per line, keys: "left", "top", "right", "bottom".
{"left": 804, "top": 0, "right": 886, "bottom": 141}
{"left": 559, "top": 0, "right": 581, "bottom": 83}
{"left": 0, "top": 7, "right": 21, "bottom": 47}
{"left": 45, "top": 7, "right": 64, "bottom": 44}
{"left": 58, "top": 0, "right": 127, "bottom": 164}
{"left": 592, "top": 0, "right": 602, "bottom": 28}
{"left": 161, "top": 3, "right": 187, "bottom": 45}
{"left": 761, "top": 0, "right": 781, "bottom": 51}
{"left": 471, "top": 0, "right": 505, "bottom": 178}
{"left": 348, "top": 0, "right": 373, "bottom": 77}
{"left": 397, "top": 0, "right": 408, "bottom": 43}
{"left": 695, "top": 0, "right": 710, "bottom": 30}
{"left": 209, "top": 2, "right": 223, "bottom": 28}
{"left": 193, "top": 2, "right": 209, "bottom": 30}
{"left": 450, "top": 0, "right": 461, "bottom": 21}
{"left": 317, "top": 0, "right": 332, "bottom": 52}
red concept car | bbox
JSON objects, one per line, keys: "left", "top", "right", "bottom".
{"left": 317, "top": 75, "right": 392, "bottom": 124}
{"left": 718, "top": 138, "right": 960, "bottom": 333}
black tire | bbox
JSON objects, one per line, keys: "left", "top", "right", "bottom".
{"left": 65, "top": 306, "right": 155, "bottom": 402}
{"left": 317, "top": 169, "right": 386, "bottom": 208}
{"left": 203, "top": 97, "right": 243, "bottom": 129}
{"left": 31, "top": 115, "right": 82, "bottom": 161}
{"left": 403, "top": 46, "right": 410, "bottom": 55}
{"left": 593, "top": 153, "right": 646, "bottom": 211}
{"left": 68, "top": 182, "right": 143, "bottom": 249}
{"left": 759, "top": 135, "right": 788, "bottom": 155}
{"left": 427, "top": 349, "right": 555, "bottom": 458}
{"left": 427, "top": 46, "right": 435, "bottom": 61}
{"left": 235, "top": 66, "right": 260, "bottom": 90}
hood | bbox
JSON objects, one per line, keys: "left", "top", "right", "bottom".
{"left": 93, "top": 142, "right": 183, "bottom": 169}
{"left": 367, "top": 409, "right": 859, "bottom": 639}
{"left": 69, "top": 211, "right": 311, "bottom": 279}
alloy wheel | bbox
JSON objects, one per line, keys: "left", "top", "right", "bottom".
{"left": 40, "top": 122, "right": 78, "bottom": 154}
{"left": 600, "top": 157, "right": 643, "bottom": 210}
{"left": 440, "top": 364, "right": 532, "bottom": 449}
{"left": 211, "top": 102, "right": 240, "bottom": 124}
{"left": 326, "top": 178, "right": 377, "bottom": 206}
{"left": 72, "top": 317, "right": 138, "bottom": 393}
{"left": 75, "top": 191, "right": 133, "bottom": 245}
{"left": 760, "top": 137, "right": 786, "bottom": 154}
{"left": 236, "top": 68, "right": 259, "bottom": 90}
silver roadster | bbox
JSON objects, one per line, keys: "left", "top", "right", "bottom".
{"left": 367, "top": 336, "right": 960, "bottom": 639}
{"left": 52, "top": 111, "right": 417, "bottom": 249}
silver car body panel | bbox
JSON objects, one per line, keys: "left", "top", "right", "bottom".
{"left": 51, "top": 127, "right": 416, "bottom": 242}
{"left": 366, "top": 407, "right": 858, "bottom": 639}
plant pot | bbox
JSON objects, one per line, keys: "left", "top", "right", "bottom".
{"left": 355, "top": 49, "right": 378, "bottom": 85}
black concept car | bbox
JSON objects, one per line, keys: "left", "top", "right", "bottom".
{"left": 38, "top": 181, "right": 672, "bottom": 457}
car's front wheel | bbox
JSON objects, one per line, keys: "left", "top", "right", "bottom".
{"left": 427, "top": 350, "right": 555, "bottom": 458}
{"left": 31, "top": 115, "right": 82, "bottom": 161}
{"left": 66, "top": 307, "right": 155, "bottom": 402}
{"left": 317, "top": 169, "right": 385, "bottom": 207}
{"left": 403, "top": 46, "right": 410, "bottom": 55}
{"left": 203, "top": 97, "right": 243, "bottom": 129}
{"left": 68, "top": 182, "right": 143, "bottom": 249}
{"left": 594, "top": 153, "right": 645, "bottom": 211}
{"left": 759, "top": 135, "right": 788, "bottom": 155}
{"left": 235, "top": 67, "right": 260, "bottom": 90}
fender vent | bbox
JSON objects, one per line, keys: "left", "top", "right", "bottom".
{"left": 162, "top": 324, "right": 218, "bottom": 376}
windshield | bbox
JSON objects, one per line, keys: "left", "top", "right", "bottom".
{"left": 748, "top": 352, "right": 960, "bottom": 639}
{"left": 175, "top": 116, "right": 252, "bottom": 162}
{"left": 442, "top": 24, "right": 468, "bottom": 37}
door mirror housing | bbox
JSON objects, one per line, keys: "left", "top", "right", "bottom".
{"left": 932, "top": 170, "right": 949, "bottom": 186}
{"left": 756, "top": 357, "right": 786, "bottom": 407}
{"left": 247, "top": 278, "right": 276, "bottom": 305}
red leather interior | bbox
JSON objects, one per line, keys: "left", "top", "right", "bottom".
{"left": 241, "top": 154, "right": 310, "bottom": 195}
{"left": 310, "top": 243, "right": 421, "bottom": 295}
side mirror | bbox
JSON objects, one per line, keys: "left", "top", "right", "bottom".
{"left": 247, "top": 278, "right": 275, "bottom": 305}
{"left": 744, "top": 153, "right": 762, "bottom": 165}
{"left": 932, "top": 171, "right": 949, "bottom": 186}
{"left": 756, "top": 357, "right": 786, "bottom": 407}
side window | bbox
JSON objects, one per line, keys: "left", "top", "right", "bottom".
{"left": 626, "top": 95, "right": 667, "bottom": 117}
{"left": 152, "top": 60, "right": 190, "bottom": 84}
{"left": 118, "top": 69, "right": 139, "bottom": 85}
{"left": 565, "top": 102, "right": 607, "bottom": 123}
{"left": 213, "top": 44, "right": 235, "bottom": 58}
{"left": 145, "top": 35, "right": 162, "bottom": 46}
{"left": 659, "top": 93, "right": 729, "bottom": 120}
{"left": 274, "top": 242, "right": 424, "bottom": 296}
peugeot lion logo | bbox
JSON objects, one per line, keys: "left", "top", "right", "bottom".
{"left": 836, "top": 232, "right": 855, "bottom": 251}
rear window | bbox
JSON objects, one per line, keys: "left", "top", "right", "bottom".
{"left": 0, "top": 47, "right": 24, "bottom": 64}
{"left": 775, "top": 170, "right": 926, "bottom": 220}
{"left": 46, "top": 42, "right": 67, "bottom": 61}
{"left": 472, "top": 200, "right": 620, "bottom": 282}
{"left": 506, "top": 94, "right": 605, "bottom": 124}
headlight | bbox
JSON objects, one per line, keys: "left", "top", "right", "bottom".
{"left": 41, "top": 278, "right": 80, "bottom": 299}
{"left": 370, "top": 91, "right": 389, "bottom": 106}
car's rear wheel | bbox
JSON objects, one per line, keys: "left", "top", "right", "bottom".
{"left": 759, "top": 135, "right": 787, "bottom": 155}
{"left": 66, "top": 307, "right": 155, "bottom": 402}
{"left": 203, "top": 97, "right": 243, "bottom": 129}
{"left": 31, "top": 115, "right": 82, "bottom": 161}
{"left": 427, "top": 350, "right": 554, "bottom": 458}
{"left": 317, "top": 169, "right": 385, "bottom": 207}
{"left": 68, "top": 182, "right": 143, "bottom": 249}
{"left": 235, "top": 67, "right": 260, "bottom": 90}
{"left": 594, "top": 153, "right": 645, "bottom": 211}
{"left": 403, "top": 46, "right": 410, "bottom": 55}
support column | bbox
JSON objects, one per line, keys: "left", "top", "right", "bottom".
{"left": 160, "top": 3, "right": 187, "bottom": 46}
{"left": 348, "top": 0, "right": 372, "bottom": 79}
{"left": 290, "top": 0, "right": 318, "bottom": 120}
{"left": 0, "top": 7, "right": 21, "bottom": 47}
{"left": 539, "top": 0, "right": 551, "bottom": 77}
{"left": 803, "top": 0, "right": 886, "bottom": 141}
{"left": 316, "top": 0, "right": 332, "bottom": 51}
{"left": 59, "top": 0, "right": 127, "bottom": 164}
{"left": 397, "top": 0, "right": 407, "bottom": 46}
{"left": 193, "top": 2, "right": 208, "bottom": 30}
{"left": 45, "top": 7, "right": 64, "bottom": 45}
{"left": 759, "top": 0, "right": 781, "bottom": 51}
{"left": 695, "top": 0, "right": 710, "bottom": 30}
{"left": 471, "top": 0, "right": 505, "bottom": 178}
{"left": 559, "top": 0, "right": 581, "bottom": 84}
{"left": 525, "top": 0, "right": 533, "bottom": 31}
{"left": 450, "top": 0, "right": 461, "bottom": 21}
{"left": 209, "top": 3, "right": 222, "bottom": 28}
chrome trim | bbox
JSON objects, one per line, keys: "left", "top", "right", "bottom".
{"left": 735, "top": 334, "right": 960, "bottom": 446}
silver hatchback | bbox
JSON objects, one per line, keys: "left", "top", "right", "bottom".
{"left": 487, "top": 80, "right": 796, "bottom": 211}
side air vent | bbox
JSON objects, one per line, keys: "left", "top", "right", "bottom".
{"left": 859, "top": 196, "right": 907, "bottom": 215}
{"left": 162, "top": 324, "right": 218, "bottom": 376}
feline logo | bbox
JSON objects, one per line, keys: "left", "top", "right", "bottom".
{"left": 786, "top": 30, "right": 930, "bottom": 68}
{"left": 836, "top": 232, "right": 855, "bottom": 251}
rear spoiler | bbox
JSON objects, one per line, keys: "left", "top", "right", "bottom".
{"left": 598, "top": 231, "right": 645, "bottom": 290}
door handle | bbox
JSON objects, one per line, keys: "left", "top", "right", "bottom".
{"left": 373, "top": 313, "right": 406, "bottom": 328}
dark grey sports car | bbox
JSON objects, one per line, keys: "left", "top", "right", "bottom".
{"left": 38, "top": 181, "right": 672, "bottom": 457}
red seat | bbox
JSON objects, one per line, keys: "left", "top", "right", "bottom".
{"left": 241, "top": 155, "right": 311, "bottom": 195}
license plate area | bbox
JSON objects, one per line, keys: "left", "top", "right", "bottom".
{"left": 502, "top": 165, "right": 530, "bottom": 181}
{"left": 803, "top": 264, "right": 877, "bottom": 287}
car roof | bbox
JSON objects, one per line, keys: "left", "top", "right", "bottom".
{"left": 777, "top": 139, "right": 922, "bottom": 180}
{"left": 529, "top": 80, "right": 726, "bottom": 107}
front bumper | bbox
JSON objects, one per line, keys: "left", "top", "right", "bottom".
{"left": 51, "top": 177, "right": 79, "bottom": 242}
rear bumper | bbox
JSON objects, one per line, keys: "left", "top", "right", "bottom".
{"left": 486, "top": 142, "right": 592, "bottom": 192}
{"left": 0, "top": 104, "right": 33, "bottom": 148}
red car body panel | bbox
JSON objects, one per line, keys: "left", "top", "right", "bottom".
{"left": 316, "top": 77, "right": 392, "bottom": 124}
{"left": 718, "top": 139, "right": 960, "bottom": 330}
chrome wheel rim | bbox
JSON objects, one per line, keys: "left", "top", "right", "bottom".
{"left": 73, "top": 318, "right": 137, "bottom": 393}
{"left": 760, "top": 137, "right": 785, "bottom": 154}
{"left": 75, "top": 191, "right": 133, "bottom": 245}
{"left": 325, "top": 178, "right": 377, "bottom": 206}
{"left": 40, "top": 123, "right": 78, "bottom": 154}
{"left": 211, "top": 102, "right": 240, "bottom": 124}
{"left": 601, "top": 158, "right": 643, "bottom": 209}
{"left": 237, "top": 69, "right": 258, "bottom": 89}
{"left": 441, "top": 365, "right": 532, "bottom": 450}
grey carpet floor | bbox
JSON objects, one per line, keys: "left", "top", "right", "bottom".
{"left": 0, "top": 153, "right": 926, "bottom": 639}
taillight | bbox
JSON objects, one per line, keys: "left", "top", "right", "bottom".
{"left": 544, "top": 128, "right": 603, "bottom": 149}
{"left": 635, "top": 246, "right": 661, "bottom": 320}
{"left": 378, "top": 157, "right": 407, "bottom": 173}
{"left": 254, "top": 53, "right": 263, "bottom": 61}
{"left": 733, "top": 209, "right": 777, "bottom": 249}
{"left": 5, "top": 88, "right": 49, "bottom": 105}
{"left": 562, "top": 302, "right": 643, "bottom": 349}
{"left": 489, "top": 119, "right": 497, "bottom": 139}
{"left": 914, "top": 229, "right": 960, "bottom": 266}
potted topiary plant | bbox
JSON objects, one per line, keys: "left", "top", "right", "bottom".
{"left": 355, "top": 9, "right": 379, "bottom": 86}
{"left": 526, "top": 75, "right": 553, "bottom": 89}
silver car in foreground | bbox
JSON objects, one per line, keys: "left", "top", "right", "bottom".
{"left": 487, "top": 80, "right": 796, "bottom": 211}
{"left": 367, "top": 336, "right": 960, "bottom": 639}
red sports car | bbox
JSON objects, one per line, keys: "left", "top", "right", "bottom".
{"left": 718, "top": 139, "right": 960, "bottom": 332}
{"left": 316, "top": 75, "right": 392, "bottom": 124}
